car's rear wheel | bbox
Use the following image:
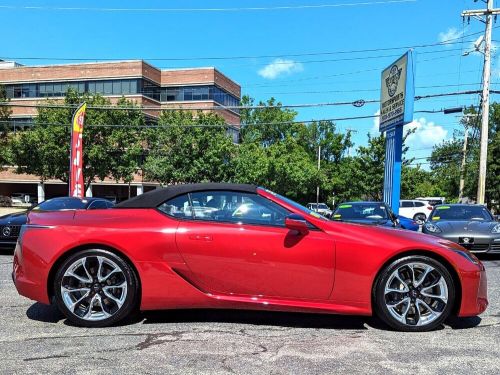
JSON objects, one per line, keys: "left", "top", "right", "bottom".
{"left": 53, "top": 249, "right": 138, "bottom": 327}
{"left": 413, "top": 213, "right": 427, "bottom": 225}
{"left": 374, "top": 255, "right": 455, "bottom": 332}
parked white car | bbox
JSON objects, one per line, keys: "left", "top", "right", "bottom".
{"left": 399, "top": 200, "right": 433, "bottom": 225}
{"left": 307, "top": 203, "right": 333, "bottom": 217}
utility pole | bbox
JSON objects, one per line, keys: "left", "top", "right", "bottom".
{"left": 462, "top": 0, "right": 500, "bottom": 204}
{"left": 458, "top": 125, "right": 469, "bottom": 201}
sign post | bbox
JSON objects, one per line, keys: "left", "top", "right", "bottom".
{"left": 380, "top": 50, "right": 415, "bottom": 214}
{"left": 69, "top": 103, "right": 86, "bottom": 198}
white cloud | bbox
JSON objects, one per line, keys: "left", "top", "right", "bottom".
{"left": 438, "top": 27, "right": 463, "bottom": 47}
{"left": 258, "top": 59, "right": 304, "bottom": 79}
{"left": 405, "top": 117, "right": 448, "bottom": 150}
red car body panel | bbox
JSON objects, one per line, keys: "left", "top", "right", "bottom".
{"left": 13, "top": 188, "right": 488, "bottom": 319}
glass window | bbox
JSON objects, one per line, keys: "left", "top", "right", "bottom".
{"left": 130, "top": 80, "right": 138, "bottom": 94}
{"left": 5, "top": 86, "right": 14, "bottom": 98}
{"left": 158, "top": 194, "right": 193, "bottom": 219}
{"left": 103, "top": 81, "right": 113, "bottom": 94}
{"left": 87, "top": 81, "right": 96, "bottom": 93}
{"left": 414, "top": 201, "right": 425, "bottom": 207}
{"left": 87, "top": 200, "right": 109, "bottom": 209}
{"left": 13, "top": 86, "right": 22, "bottom": 98}
{"left": 190, "top": 191, "right": 290, "bottom": 226}
{"left": 401, "top": 201, "right": 414, "bottom": 208}
{"left": 78, "top": 82, "right": 86, "bottom": 93}
{"left": 183, "top": 88, "right": 193, "bottom": 101}
{"left": 333, "top": 203, "right": 388, "bottom": 221}
{"left": 122, "top": 80, "right": 130, "bottom": 94}
{"left": 96, "top": 81, "right": 104, "bottom": 93}
{"left": 429, "top": 206, "right": 493, "bottom": 221}
{"left": 53, "top": 83, "right": 62, "bottom": 96}
{"left": 112, "top": 80, "right": 121, "bottom": 95}
{"left": 33, "top": 197, "right": 88, "bottom": 211}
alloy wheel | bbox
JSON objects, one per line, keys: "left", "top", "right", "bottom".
{"left": 383, "top": 262, "right": 448, "bottom": 327}
{"left": 61, "top": 255, "right": 128, "bottom": 321}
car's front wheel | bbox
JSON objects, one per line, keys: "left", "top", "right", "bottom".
{"left": 374, "top": 255, "right": 455, "bottom": 332}
{"left": 53, "top": 249, "right": 138, "bottom": 327}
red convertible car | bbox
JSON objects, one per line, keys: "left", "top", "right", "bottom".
{"left": 12, "top": 184, "right": 488, "bottom": 331}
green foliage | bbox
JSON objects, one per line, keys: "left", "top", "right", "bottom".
{"left": 0, "top": 85, "right": 12, "bottom": 166}
{"left": 143, "top": 110, "right": 236, "bottom": 184}
{"left": 10, "top": 90, "right": 144, "bottom": 187}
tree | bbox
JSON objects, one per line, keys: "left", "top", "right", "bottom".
{"left": 10, "top": 90, "right": 144, "bottom": 189}
{"left": 0, "top": 84, "right": 12, "bottom": 166}
{"left": 143, "top": 110, "right": 236, "bottom": 184}
{"left": 239, "top": 95, "right": 301, "bottom": 145}
{"left": 233, "top": 136, "right": 319, "bottom": 201}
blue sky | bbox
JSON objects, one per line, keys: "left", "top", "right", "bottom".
{"left": 1, "top": 0, "right": 497, "bottom": 166}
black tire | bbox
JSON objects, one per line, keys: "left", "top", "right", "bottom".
{"left": 413, "top": 213, "right": 427, "bottom": 225}
{"left": 53, "top": 249, "right": 139, "bottom": 328}
{"left": 374, "top": 255, "right": 455, "bottom": 332}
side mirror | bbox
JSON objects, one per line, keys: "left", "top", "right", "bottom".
{"left": 285, "top": 214, "right": 309, "bottom": 234}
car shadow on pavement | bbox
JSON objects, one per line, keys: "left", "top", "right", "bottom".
{"left": 25, "top": 304, "right": 483, "bottom": 331}
{"left": 141, "top": 309, "right": 385, "bottom": 330}
{"left": 26, "top": 302, "right": 64, "bottom": 323}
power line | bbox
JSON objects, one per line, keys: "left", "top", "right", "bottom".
{"left": 1, "top": 90, "right": 493, "bottom": 111}
{"left": 2, "top": 26, "right": 494, "bottom": 65}
{"left": 0, "top": 1, "right": 417, "bottom": 13}
{"left": 0, "top": 107, "right": 478, "bottom": 128}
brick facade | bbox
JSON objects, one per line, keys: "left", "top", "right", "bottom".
{"left": 0, "top": 60, "right": 241, "bottom": 125}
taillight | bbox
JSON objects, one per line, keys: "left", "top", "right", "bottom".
{"left": 427, "top": 206, "right": 432, "bottom": 210}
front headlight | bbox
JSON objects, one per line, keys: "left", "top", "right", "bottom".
{"left": 424, "top": 222, "right": 442, "bottom": 233}
{"left": 491, "top": 223, "right": 500, "bottom": 233}
{"left": 453, "top": 249, "right": 480, "bottom": 265}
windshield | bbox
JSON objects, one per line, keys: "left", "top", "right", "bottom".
{"left": 33, "top": 198, "right": 88, "bottom": 211}
{"left": 333, "top": 203, "right": 388, "bottom": 220}
{"left": 430, "top": 205, "right": 493, "bottom": 221}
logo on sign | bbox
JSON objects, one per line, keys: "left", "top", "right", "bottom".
{"left": 385, "top": 65, "right": 402, "bottom": 97}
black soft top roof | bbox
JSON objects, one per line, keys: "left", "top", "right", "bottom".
{"left": 116, "top": 183, "right": 258, "bottom": 208}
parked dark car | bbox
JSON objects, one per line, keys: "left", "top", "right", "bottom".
{"left": 0, "top": 197, "right": 114, "bottom": 251}
{"left": 331, "top": 201, "right": 419, "bottom": 231}
{"left": 422, "top": 204, "right": 500, "bottom": 253}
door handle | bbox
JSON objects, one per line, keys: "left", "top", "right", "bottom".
{"left": 188, "top": 234, "right": 213, "bottom": 241}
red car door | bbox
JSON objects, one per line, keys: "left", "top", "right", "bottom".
{"left": 162, "top": 191, "right": 335, "bottom": 300}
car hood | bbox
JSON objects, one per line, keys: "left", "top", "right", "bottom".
{"left": 433, "top": 220, "right": 497, "bottom": 234}
{"left": 0, "top": 211, "right": 28, "bottom": 225}
{"left": 323, "top": 219, "right": 461, "bottom": 250}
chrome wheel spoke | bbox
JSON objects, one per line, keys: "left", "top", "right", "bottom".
{"left": 384, "top": 262, "right": 448, "bottom": 327}
{"left": 414, "top": 265, "right": 433, "bottom": 287}
{"left": 61, "top": 254, "right": 127, "bottom": 322}
{"left": 97, "top": 256, "right": 120, "bottom": 283}
{"left": 102, "top": 283, "right": 127, "bottom": 309}
{"left": 67, "top": 290, "right": 91, "bottom": 312}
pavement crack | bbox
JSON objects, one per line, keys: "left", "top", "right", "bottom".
{"left": 23, "top": 354, "right": 70, "bottom": 362}
{"left": 135, "top": 332, "right": 183, "bottom": 351}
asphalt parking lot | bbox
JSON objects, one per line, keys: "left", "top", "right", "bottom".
{"left": 0, "top": 252, "right": 499, "bottom": 375}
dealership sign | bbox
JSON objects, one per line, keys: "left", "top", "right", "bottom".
{"left": 380, "top": 51, "right": 415, "bottom": 214}
{"left": 379, "top": 51, "right": 415, "bottom": 132}
{"left": 69, "top": 103, "right": 86, "bottom": 198}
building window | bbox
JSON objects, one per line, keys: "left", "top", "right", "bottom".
{"left": 159, "top": 85, "right": 240, "bottom": 112}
